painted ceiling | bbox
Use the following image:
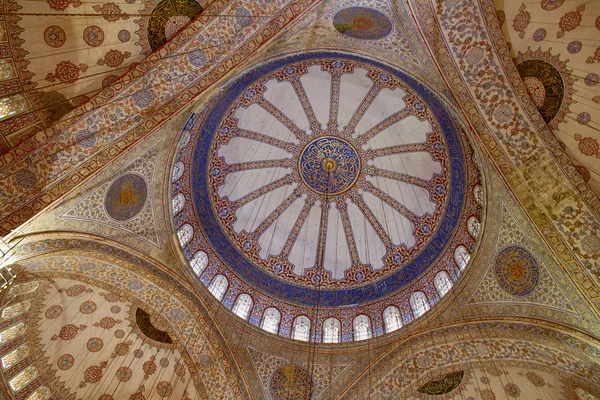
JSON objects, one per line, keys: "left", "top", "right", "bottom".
{"left": 0, "top": 0, "right": 212, "bottom": 150}
{"left": 494, "top": 0, "right": 600, "bottom": 197}
{"left": 0, "top": 0, "right": 600, "bottom": 398}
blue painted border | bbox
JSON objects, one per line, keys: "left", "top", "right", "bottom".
{"left": 191, "top": 51, "right": 466, "bottom": 307}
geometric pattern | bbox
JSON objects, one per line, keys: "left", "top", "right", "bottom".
{"left": 495, "top": 246, "right": 539, "bottom": 296}
{"left": 246, "top": 346, "right": 351, "bottom": 400}
{"left": 60, "top": 144, "right": 161, "bottom": 249}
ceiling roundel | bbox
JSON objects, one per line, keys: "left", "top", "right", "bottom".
{"left": 176, "top": 51, "right": 482, "bottom": 331}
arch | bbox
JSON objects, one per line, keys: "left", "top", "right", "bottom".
{"left": 177, "top": 224, "right": 193, "bottom": 247}
{"left": 173, "top": 193, "right": 185, "bottom": 215}
{"left": 323, "top": 318, "right": 340, "bottom": 343}
{"left": 190, "top": 251, "right": 208, "bottom": 276}
{"left": 292, "top": 315, "right": 311, "bottom": 341}
{"left": 172, "top": 161, "right": 184, "bottom": 182}
{"left": 208, "top": 274, "right": 228, "bottom": 301}
{"left": 434, "top": 271, "right": 452, "bottom": 297}
{"left": 232, "top": 294, "right": 253, "bottom": 320}
{"left": 467, "top": 216, "right": 480, "bottom": 238}
{"left": 383, "top": 306, "right": 402, "bottom": 333}
{"left": 410, "top": 291, "right": 430, "bottom": 318}
{"left": 353, "top": 315, "right": 372, "bottom": 341}
{"left": 454, "top": 245, "right": 470, "bottom": 270}
{"left": 261, "top": 308, "right": 281, "bottom": 334}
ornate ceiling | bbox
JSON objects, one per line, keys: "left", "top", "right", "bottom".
{"left": 1, "top": 0, "right": 600, "bottom": 398}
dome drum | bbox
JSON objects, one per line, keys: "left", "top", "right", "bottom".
{"left": 172, "top": 51, "right": 484, "bottom": 342}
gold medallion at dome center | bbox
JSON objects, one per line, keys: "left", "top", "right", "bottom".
{"left": 322, "top": 158, "right": 337, "bottom": 172}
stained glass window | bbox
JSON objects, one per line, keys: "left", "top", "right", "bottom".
{"left": 191, "top": 251, "right": 208, "bottom": 276}
{"left": 576, "top": 388, "right": 599, "bottom": 400}
{"left": 172, "top": 161, "right": 184, "bottom": 182}
{"left": 232, "top": 294, "right": 252, "bottom": 320}
{"left": 261, "top": 308, "right": 280, "bottom": 334}
{"left": 292, "top": 316, "right": 311, "bottom": 341}
{"left": 26, "top": 386, "right": 52, "bottom": 400}
{"left": 0, "top": 59, "right": 16, "bottom": 81}
{"left": 434, "top": 271, "right": 452, "bottom": 297}
{"left": 2, "top": 344, "right": 30, "bottom": 369}
{"left": 353, "top": 315, "right": 372, "bottom": 341}
{"left": 2, "top": 300, "right": 32, "bottom": 320}
{"left": 383, "top": 306, "right": 402, "bottom": 333}
{"left": 410, "top": 291, "right": 430, "bottom": 318}
{"left": 10, "top": 365, "right": 38, "bottom": 391}
{"left": 208, "top": 274, "right": 228, "bottom": 301}
{"left": 454, "top": 246, "right": 470, "bottom": 270}
{"left": 323, "top": 318, "right": 340, "bottom": 343}
{"left": 467, "top": 217, "right": 481, "bottom": 238}
{"left": 0, "top": 95, "right": 26, "bottom": 121}
{"left": 172, "top": 193, "right": 185, "bottom": 215}
{"left": 177, "top": 224, "right": 193, "bottom": 247}
{"left": 0, "top": 323, "right": 26, "bottom": 344}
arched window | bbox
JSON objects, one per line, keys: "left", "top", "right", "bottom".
{"left": 208, "top": 274, "right": 228, "bottom": 301}
{"left": 410, "top": 291, "right": 430, "bottom": 318}
{"left": 173, "top": 193, "right": 185, "bottom": 215}
{"left": 467, "top": 217, "right": 481, "bottom": 238}
{"left": 1, "top": 300, "right": 31, "bottom": 320}
{"left": 474, "top": 185, "right": 484, "bottom": 206}
{"left": 383, "top": 306, "right": 402, "bottom": 333}
{"left": 0, "top": 323, "right": 25, "bottom": 344}
{"left": 177, "top": 224, "right": 193, "bottom": 247}
{"left": 323, "top": 318, "right": 340, "bottom": 343}
{"left": 9, "top": 365, "right": 39, "bottom": 391}
{"left": 576, "top": 387, "right": 599, "bottom": 400}
{"left": 454, "top": 246, "right": 470, "bottom": 270}
{"left": 191, "top": 251, "right": 208, "bottom": 276}
{"left": 0, "top": 95, "right": 26, "bottom": 121}
{"left": 353, "top": 315, "right": 372, "bottom": 341}
{"left": 232, "top": 294, "right": 253, "bottom": 320}
{"left": 0, "top": 60, "right": 16, "bottom": 81}
{"left": 261, "top": 308, "right": 281, "bottom": 334}
{"left": 172, "top": 161, "right": 184, "bottom": 182}
{"left": 434, "top": 271, "right": 452, "bottom": 297}
{"left": 1, "top": 344, "right": 30, "bottom": 369}
{"left": 292, "top": 316, "right": 311, "bottom": 341}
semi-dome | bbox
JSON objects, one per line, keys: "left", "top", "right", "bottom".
{"left": 172, "top": 51, "right": 483, "bottom": 342}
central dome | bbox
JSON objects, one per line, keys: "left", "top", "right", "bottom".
{"left": 174, "top": 51, "right": 482, "bottom": 341}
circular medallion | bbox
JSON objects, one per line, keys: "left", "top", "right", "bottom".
{"left": 533, "top": 28, "right": 546, "bottom": 41}
{"left": 190, "top": 52, "right": 472, "bottom": 307}
{"left": 76, "top": 129, "right": 96, "bottom": 149}
{"left": 516, "top": 50, "right": 573, "bottom": 126}
{"left": 585, "top": 73, "right": 599, "bottom": 86}
{"left": 567, "top": 40, "right": 582, "bottom": 54}
{"left": 57, "top": 354, "right": 74, "bottom": 370}
{"left": 495, "top": 246, "right": 539, "bottom": 296}
{"left": 118, "top": 30, "right": 131, "bottom": 42}
{"left": 15, "top": 168, "right": 38, "bottom": 189}
{"left": 270, "top": 365, "right": 312, "bottom": 400}
{"left": 299, "top": 137, "right": 360, "bottom": 195}
{"left": 577, "top": 112, "right": 591, "bottom": 125}
{"left": 105, "top": 174, "right": 147, "bottom": 221}
{"left": 333, "top": 7, "right": 393, "bottom": 40}
{"left": 44, "top": 26, "right": 66, "bottom": 48}
{"left": 541, "top": 0, "right": 564, "bottom": 10}
{"left": 147, "top": 0, "right": 203, "bottom": 52}
{"left": 83, "top": 26, "right": 105, "bottom": 47}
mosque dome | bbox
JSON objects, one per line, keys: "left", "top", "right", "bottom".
{"left": 172, "top": 51, "right": 483, "bottom": 342}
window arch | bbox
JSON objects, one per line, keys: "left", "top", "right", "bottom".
{"left": 261, "top": 308, "right": 280, "bottom": 334}
{"left": 0, "top": 323, "right": 26, "bottom": 344}
{"left": 0, "top": 95, "right": 26, "bottom": 121}
{"left": 0, "top": 60, "right": 16, "bottom": 81}
{"left": 190, "top": 251, "right": 208, "bottom": 276}
{"left": 172, "top": 161, "right": 184, "bottom": 182}
{"left": 383, "top": 306, "right": 402, "bottom": 333}
{"left": 410, "top": 291, "right": 430, "bottom": 318}
{"left": 208, "top": 274, "right": 228, "bottom": 301}
{"left": 172, "top": 193, "right": 185, "bottom": 215}
{"left": 434, "top": 271, "right": 452, "bottom": 297}
{"left": 474, "top": 185, "right": 484, "bottom": 206}
{"left": 467, "top": 216, "right": 481, "bottom": 238}
{"left": 454, "top": 245, "right": 470, "bottom": 270}
{"left": 353, "top": 315, "right": 372, "bottom": 341}
{"left": 177, "top": 224, "right": 193, "bottom": 247}
{"left": 292, "top": 316, "right": 311, "bottom": 342}
{"left": 232, "top": 294, "right": 253, "bottom": 320}
{"left": 323, "top": 318, "right": 340, "bottom": 343}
